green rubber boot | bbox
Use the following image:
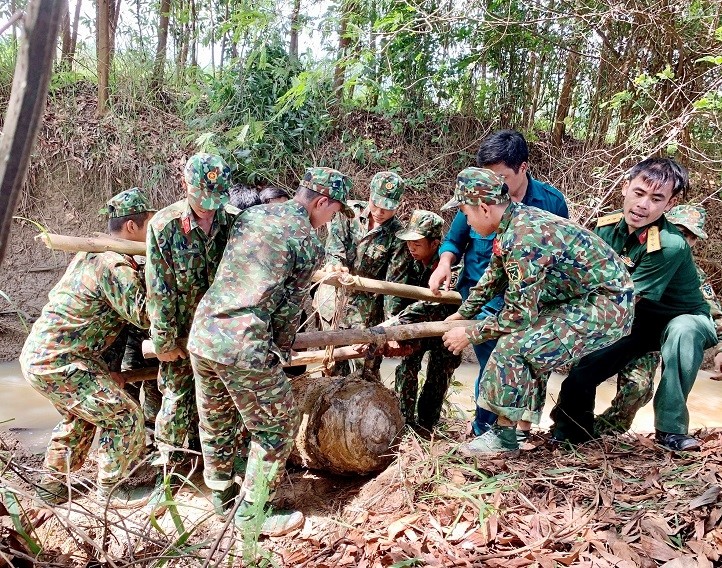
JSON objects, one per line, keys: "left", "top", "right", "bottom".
{"left": 461, "top": 424, "right": 520, "bottom": 456}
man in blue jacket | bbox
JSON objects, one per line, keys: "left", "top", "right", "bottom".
{"left": 429, "top": 129, "right": 568, "bottom": 437}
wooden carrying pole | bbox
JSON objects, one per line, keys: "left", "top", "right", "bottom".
{"left": 39, "top": 233, "right": 463, "bottom": 305}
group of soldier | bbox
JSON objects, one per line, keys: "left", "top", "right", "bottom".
{"left": 18, "top": 128, "right": 722, "bottom": 537}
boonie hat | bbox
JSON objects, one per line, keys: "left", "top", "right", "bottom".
{"left": 666, "top": 204, "right": 708, "bottom": 240}
{"left": 370, "top": 171, "right": 404, "bottom": 210}
{"left": 184, "top": 153, "right": 232, "bottom": 210}
{"left": 300, "top": 167, "right": 354, "bottom": 218}
{"left": 396, "top": 210, "right": 444, "bottom": 241}
{"left": 441, "top": 167, "right": 508, "bottom": 211}
{"left": 104, "top": 187, "right": 156, "bottom": 218}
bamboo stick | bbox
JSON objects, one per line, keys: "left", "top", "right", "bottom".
{"left": 38, "top": 232, "right": 145, "bottom": 256}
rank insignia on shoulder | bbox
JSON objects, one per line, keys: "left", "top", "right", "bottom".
{"left": 619, "top": 255, "right": 635, "bottom": 268}
{"left": 596, "top": 212, "right": 624, "bottom": 227}
{"left": 181, "top": 216, "right": 192, "bottom": 235}
{"left": 646, "top": 226, "right": 661, "bottom": 252}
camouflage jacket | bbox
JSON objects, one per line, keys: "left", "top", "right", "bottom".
{"left": 146, "top": 198, "right": 238, "bottom": 354}
{"left": 325, "top": 200, "right": 413, "bottom": 323}
{"left": 458, "top": 202, "right": 633, "bottom": 345}
{"left": 187, "top": 201, "right": 325, "bottom": 367}
{"left": 20, "top": 251, "right": 148, "bottom": 373}
{"left": 698, "top": 265, "right": 722, "bottom": 351}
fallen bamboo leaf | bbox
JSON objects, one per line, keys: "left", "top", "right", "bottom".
{"left": 688, "top": 485, "right": 721, "bottom": 510}
{"left": 387, "top": 513, "right": 421, "bottom": 540}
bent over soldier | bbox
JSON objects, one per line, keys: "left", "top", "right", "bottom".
{"left": 146, "top": 153, "right": 236, "bottom": 466}
{"left": 21, "top": 188, "right": 155, "bottom": 505}
{"left": 441, "top": 168, "right": 634, "bottom": 455}
{"left": 188, "top": 167, "right": 353, "bottom": 537}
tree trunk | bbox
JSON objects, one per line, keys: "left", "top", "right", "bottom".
{"left": 333, "top": 0, "right": 353, "bottom": 101}
{"left": 289, "top": 0, "right": 300, "bottom": 60}
{"left": 96, "top": 0, "right": 110, "bottom": 116}
{"left": 289, "top": 374, "right": 404, "bottom": 474}
{"left": 551, "top": 49, "right": 580, "bottom": 146}
{"left": 109, "top": 0, "right": 121, "bottom": 59}
{"left": 68, "top": 0, "right": 82, "bottom": 68}
{"left": 151, "top": 0, "right": 171, "bottom": 92}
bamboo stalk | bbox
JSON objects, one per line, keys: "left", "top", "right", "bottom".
{"left": 38, "top": 232, "right": 145, "bottom": 256}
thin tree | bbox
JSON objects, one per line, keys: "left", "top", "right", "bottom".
{"left": 151, "top": 0, "right": 171, "bottom": 93}
{"left": 97, "top": 0, "right": 111, "bottom": 115}
{"left": 289, "top": 0, "right": 301, "bottom": 60}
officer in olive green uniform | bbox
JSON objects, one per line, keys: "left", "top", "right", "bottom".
{"left": 383, "top": 210, "right": 462, "bottom": 429}
{"left": 550, "top": 158, "right": 713, "bottom": 450}
{"left": 21, "top": 188, "right": 155, "bottom": 504}
{"left": 146, "top": 153, "right": 237, "bottom": 465}
{"left": 188, "top": 167, "right": 353, "bottom": 537}
{"left": 595, "top": 205, "right": 722, "bottom": 443}
{"left": 324, "top": 171, "right": 413, "bottom": 377}
{"left": 441, "top": 168, "right": 634, "bottom": 454}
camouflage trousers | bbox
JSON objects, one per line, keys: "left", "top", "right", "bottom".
{"left": 154, "top": 358, "right": 201, "bottom": 464}
{"left": 595, "top": 352, "right": 661, "bottom": 435}
{"left": 22, "top": 361, "right": 144, "bottom": 486}
{"left": 190, "top": 353, "right": 299, "bottom": 501}
{"left": 479, "top": 290, "right": 633, "bottom": 423}
{"left": 395, "top": 338, "right": 462, "bottom": 429}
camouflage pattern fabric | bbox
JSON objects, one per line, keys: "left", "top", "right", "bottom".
{"left": 300, "top": 167, "right": 355, "bottom": 218}
{"left": 455, "top": 202, "right": 634, "bottom": 423}
{"left": 146, "top": 199, "right": 238, "bottom": 460}
{"left": 184, "top": 153, "right": 232, "bottom": 210}
{"left": 103, "top": 187, "right": 156, "bottom": 218}
{"left": 191, "top": 354, "right": 295, "bottom": 495}
{"left": 396, "top": 210, "right": 444, "bottom": 241}
{"left": 369, "top": 171, "right": 405, "bottom": 210}
{"left": 441, "top": 167, "right": 508, "bottom": 210}
{"left": 666, "top": 204, "right": 708, "bottom": 240}
{"left": 187, "top": 200, "right": 324, "bottom": 495}
{"left": 325, "top": 200, "right": 413, "bottom": 328}
{"left": 19, "top": 251, "right": 149, "bottom": 485}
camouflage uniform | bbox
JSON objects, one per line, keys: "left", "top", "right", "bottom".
{"left": 146, "top": 153, "right": 237, "bottom": 463}
{"left": 19, "top": 188, "right": 153, "bottom": 488}
{"left": 445, "top": 168, "right": 634, "bottom": 424}
{"left": 595, "top": 205, "right": 722, "bottom": 435}
{"left": 187, "top": 167, "right": 351, "bottom": 500}
{"left": 385, "top": 211, "right": 462, "bottom": 428}
{"left": 325, "top": 171, "right": 413, "bottom": 377}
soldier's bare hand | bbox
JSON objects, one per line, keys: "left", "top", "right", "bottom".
{"left": 443, "top": 327, "right": 470, "bottom": 355}
{"left": 445, "top": 312, "right": 464, "bottom": 322}
{"left": 351, "top": 343, "right": 368, "bottom": 354}
{"left": 382, "top": 340, "right": 414, "bottom": 357}
{"left": 324, "top": 263, "right": 348, "bottom": 274}
{"left": 710, "top": 352, "right": 722, "bottom": 381}
{"left": 157, "top": 346, "right": 187, "bottom": 362}
{"left": 110, "top": 371, "right": 126, "bottom": 388}
{"left": 429, "top": 264, "right": 452, "bottom": 295}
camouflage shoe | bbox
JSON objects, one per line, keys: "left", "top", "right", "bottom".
{"left": 212, "top": 484, "right": 239, "bottom": 517}
{"left": 234, "top": 500, "right": 305, "bottom": 537}
{"left": 97, "top": 482, "right": 155, "bottom": 509}
{"left": 36, "top": 476, "right": 70, "bottom": 505}
{"left": 460, "top": 425, "right": 520, "bottom": 456}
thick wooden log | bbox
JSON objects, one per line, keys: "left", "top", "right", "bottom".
{"left": 290, "top": 374, "right": 404, "bottom": 475}
{"left": 140, "top": 320, "right": 475, "bottom": 358}
{"left": 38, "top": 233, "right": 145, "bottom": 256}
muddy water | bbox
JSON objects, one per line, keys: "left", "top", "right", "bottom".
{"left": 2, "top": 359, "right": 722, "bottom": 456}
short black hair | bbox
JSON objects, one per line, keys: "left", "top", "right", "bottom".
{"left": 229, "top": 185, "right": 262, "bottom": 211}
{"left": 259, "top": 186, "right": 291, "bottom": 203}
{"left": 626, "top": 158, "right": 689, "bottom": 199}
{"left": 476, "top": 129, "right": 529, "bottom": 173}
{"left": 108, "top": 211, "right": 152, "bottom": 234}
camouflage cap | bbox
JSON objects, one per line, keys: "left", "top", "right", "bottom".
{"left": 666, "top": 204, "right": 708, "bottom": 240}
{"left": 300, "top": 167, "right": 354, "bottom": 218}
{"left": 184, "top": 153, "right": 232, "bottom": 210}
{"left": 370, "top": 171, "right": 405, "bottom": 210}
{"left": 440, "top": 167, "right": 508, "bottom": 211}
{"left": 104, "top": 187, "right": 156, "bottom": 218}
{"left": 396, "top": 210, "right": 444, "bottom": 241}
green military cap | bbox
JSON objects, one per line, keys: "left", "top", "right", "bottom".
{"left": 370, "top": 171, "right": 405, "bottom": 210}
{"left": 104, "top": 187, "right": 156, "bottom": 218}
{"left": 184, "top": 153, "right": 232, "bottom": 210}
{"left": 441, "top": 167, "right": 509, "bottom": 211}
{"left": 666, "top": 204, "right": 708, "bottom": 240}
{"left": 300, "top": 167, "right": 355, "bottom": 218}
{"left": 396, "top": 210, "right": 444, "bottom": 241}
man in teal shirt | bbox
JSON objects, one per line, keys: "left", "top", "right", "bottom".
{"left": 551, "top": 158, "right": 713, "bottom": 450}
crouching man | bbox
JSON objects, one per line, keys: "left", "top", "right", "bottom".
{"left": 441, "top": 168, "right": 634, "bottom": 454}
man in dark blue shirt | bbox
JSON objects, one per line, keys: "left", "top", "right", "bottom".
{"left": 430, "top": 130, "right": 568, "bottom": 436}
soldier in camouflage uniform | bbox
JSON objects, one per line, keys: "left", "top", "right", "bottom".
{"left": 441, "top": 168, "right": 634, "bottom": 454}
{"left": 20, "top": 188, "right": 155, "bottom": 504}
{"left": 595, "top": 204, "right": 722, "bottom": 438}
{"left": 380, "top": 210, "right": 462, "bottom": 429}
{"left": 188, "top": 167, "right": 353, "bottom": 537}
{"left": 146, "top": 153, "right": 237, "bottom": 466}
{"left": 324, "top": 171, "right": 413, "bottom": 377}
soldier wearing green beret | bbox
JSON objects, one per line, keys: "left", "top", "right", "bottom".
{"left": 441, "top": 168, "right": 634, "bottom": 454}
{"left": 594, "top": 204, "right": 722, "bottom": 447}
{"left": 145, "top": 153, "right": 239, "bottom": 468}
{"left": 187, "top": 166, "right": 352, "bottom": 536}
{"left": 378, "top": 210, "right": 462, "bottom": 429}
{"left": 323, "top": 171, "right": 413, "bottom": 378}
{"left": 21, "top": 188, "right": 156, "bottom": 505}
